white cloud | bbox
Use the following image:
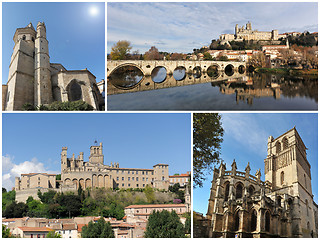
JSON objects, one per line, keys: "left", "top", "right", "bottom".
{"left": 222, "top": 114, "right": 269, "bottom": 157}
{"left": 107, "top": 2, "right": 318, "bottom": 53}
{"left": 2, "top": 155, "right": 59, "bottom": 191}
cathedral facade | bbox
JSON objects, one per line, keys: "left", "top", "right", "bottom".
{"left": 206, "top": 128, "right": 318, "bottom": 238}
{"left": 15, "top": 142, "right": 169, "bottom": 202}
{"left": 3, "top": 22, "right": 104, "bottom": 111}
{"left": 219, "top": 22, "right": 279, "bottom": 42}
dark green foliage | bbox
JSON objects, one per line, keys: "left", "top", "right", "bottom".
{"left": 47, "top": 101, "right": 94, "bottom": 111}
{"left": 21, "top": 101, "right": 94, "bottom": 111}
{"left": 81, "top": 217, "right": 115, "bottom": 238}
{"left": 102, "top": 202, "right": 124, "bottom": 220}
{"left": 56, "top": 193, "right": 82, "bottom": 218}
{"left": 38, "top": 190, "right": 56, "bottom": 204}
{"left": 284, "top": 32, "right": 318, "bottom": 47}
{"left": 169, "top": 183, "right": 185, "bottom": 203}
{"left": 203, "top": 52, "right": 213, "bottom": 60}
{"left": 184, "top": 212, "right": 191, "bottom": 234}
{"left": 193, "top": 113, "right": 224, "bottom": 188}
{"left": 3, "top": 201, "right": 28, "bottom": 218}
{"left": 2, "top": 190, "right": 15, "bottom": 211}
{"left": 2, "top": 188, "right": 7, "bottom": 193}
{"left": 56, "top": 174, "right": 61, "bottom": 181}
{"left": 22, "top": 103, "right": 37, "bottom": 111}
{"left": 144, "top": 210, "right": 185, "bottom": 238}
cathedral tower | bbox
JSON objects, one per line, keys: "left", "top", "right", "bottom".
{"left": 89, "top": 142, "right": 104, "bottom": 164}
{"left": 5, "top": 23, "right": 36, "bottom": 110}
{"left": 34, "top": 22, "right": 53, "bottom": 106}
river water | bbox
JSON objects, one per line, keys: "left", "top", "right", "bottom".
{"left": 107, "top": 69, "right": 317, "bottom": 111}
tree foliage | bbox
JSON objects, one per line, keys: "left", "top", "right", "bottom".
{"left": 46, "top": 231, "right": 61, "bottom": 238}
{"left": 193, "top": 113, "right": 224, "bottom": 188}
{"left": 144, "top": 210, "right": 185, "bottom": 238}
{"left": 3, "top": 201, "right": 28, "bottom": 218}
{"left": 81, "top": 217, "right": 115, "bottom": 238}
{"left": 2, "top": 225, "right": 13, "bottom": 238}
{"left": 22, "top": 101, "right": 94, "bottom": 111}
{"left": 144, "top": 46, "right": 163, "bottom": 60}
{"left": 110, "top": 40, "right": 132, "bottom": 60}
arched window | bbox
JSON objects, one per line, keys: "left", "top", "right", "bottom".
{"left": 307, "top": 221, "right": 310, "bottom": 230}
{"left": 251, "top": 210, "right": 257, "bottom": 232}
{"left": 22, "top": 35, "right": 26, "bottom": 40}
{"left": 277, "top": 196, "right": 282, "bottom": 207}
{"left": 235, "top": 210, "right": 240, "bottom": 231}
{"left": 276, "top": 141, "right": 281, "bottom": 153}
{"left": 265, "top": 211, "right": 271, "bottom": 232}
{"left": 281, "top": 171, "right": 284, "bottom": 185}
{"left": 249, "top": 186, "right": 255, "bottom": 196}
{"left": 282, "top": 137, "right": 288, "bottom": 150}
{"left": 306, "top": 199, "right": 309, "bottom": 216}
{"left": 68, "top": 80, "right": 82, "bottom": 101}
{"left": 224, "top": 183, "right": 230, "bottom": 201}
{"left": 236, "top": 184, "right": 243, "bottom": 199}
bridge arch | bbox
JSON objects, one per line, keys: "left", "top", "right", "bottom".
{"left": 225, "top": 64, "right": 235, "bottom": 76}
{"left": 207, "top": 64, "right": 220, "bottom": 78}
{"left": 108, "top": 63, "right": 145, "bottom": 89}
{"left": 151, "top": 66, "right": 167, "bottom": 83}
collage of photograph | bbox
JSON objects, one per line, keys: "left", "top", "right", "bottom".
{"left": 1, "top": 1, "right": 318, "bottom": 239}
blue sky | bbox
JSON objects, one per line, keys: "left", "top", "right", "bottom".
{"left": 107, "top": 2, "right": 318, "bottom": 54}
{"left": 2, "top": 2, "right": 105, "bottom": 84}
{"left": 2, "top": 113, "right": 191, "bottom": 191}
{"left": 193, "top": 113, "right": 318, "bottom": 215}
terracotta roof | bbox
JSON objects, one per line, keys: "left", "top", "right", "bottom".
{"left": 17, "top": 227, "right": 53, "bottom": 232}
{"left": 169, "top": 174, "right": 189, "bottom": 178}
{"left": 62, "top": 223, "right": 77, "bottom": 230}
{"left": 21, "top": 173, "right": 56, "bottom": 176}
{"left": 125, "top": 204, "right": 186, "bottom": 209}
{"left": 77, "top": 224, "right": 86, "bottom": 233}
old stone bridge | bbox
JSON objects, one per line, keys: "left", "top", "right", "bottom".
{"left": 107, "top": 60, "right": 248, "bottom": 94}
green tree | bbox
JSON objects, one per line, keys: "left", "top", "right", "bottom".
{"left": 46, "top": 231, "right": 61, "bottom": 238}
{"left": 203, "top": 52, "right": 213, "bottom": 60}
{"left": 81, "top": 217, "right": 115, "bottom": 238}
{"left": 110, "top": 40, "right": 132, "bottom": 60}
{"left": 56, "top": 174, "right": 61, "bottom": 181}
{"left": 144, "top": 210, "right": 185, "bottom": 238}
{"left": 193, "top": 113, "right": 224, "bottom": 188}
{"left": 143, "top": 185, "right": 155, "bottom": 203}
{"left": 3, "top": 201, "right": 28, "bottom": 218}
{"left": 2, "top": 190, "right": 16, "bottom": 210}
{"left": 102, "top": 202, "right": 124, "bottom": 220}
{"left": 184, "top": 212, "right": 191, "bottom": 234}
{"left": 38, "top": 190, "right": 56, "bottom": 204}
{"left": 2, "top": 225, "right": 12, "bottom": 238}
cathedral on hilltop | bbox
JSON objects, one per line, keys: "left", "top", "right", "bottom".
{"left": 2, "top": 22, "right": 104, "bottom": 110}
{"left": 205, "top": 127, "right": 317, "bottom": 238}
{"left": 15, "top": 142, "right": 170, "bottom": 202}
{"left": 219, "top": 21, "right": 279, "bottom": 42}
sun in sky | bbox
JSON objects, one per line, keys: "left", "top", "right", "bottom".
{"left": 89, "top": 5, "right": 99, "bottom": 16}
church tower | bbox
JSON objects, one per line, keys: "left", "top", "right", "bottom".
{"left": 5, "top": 23, "right": 36, "bottom": 110}
{"left": 89, "top": 142, "right": 104, "bottom": 164}
{"left": 34, "top": 22, "right": 52, "bottom": 106}
{"left": 264, "top": 127, "right": 312, "bottom": 197}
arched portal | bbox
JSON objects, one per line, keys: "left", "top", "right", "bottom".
{"left": 72, "top": 178, "right": 78, "bottom": 189}
{"left": 79, "top": 178, "right": 85, "bottom": 189}
{"left": 67, "top": 80, "right": 82, "bottom": 102}
{"left": 98, "top": 175, "right": 104, "bottom": 188}
{"left": 85, "top": 178, "right": 92, "bottom": 189}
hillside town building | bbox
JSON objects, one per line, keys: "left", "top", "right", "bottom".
{"left": 15, "top": 142, "right": 170, "bottom": 202}
{"left": 169, "top": 172, "right": 190, "bottom": 187}
{"left": 2, "top": 22, "right": 104, "bottom": 111}
{"left": 205, "top": 127, "right": 318, "bottom": 238}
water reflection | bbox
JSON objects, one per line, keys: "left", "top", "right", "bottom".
{"left": 173, "top": 67, "right": 186, "bottom": 81}
{"left": 108, "top": 71, "right": 317, "bottom": 110}
{"left": 152, "top": 66, "right": 167, "bottom": 83}
{"left": 109, "top": 65, "right": 143, "bottom": 89}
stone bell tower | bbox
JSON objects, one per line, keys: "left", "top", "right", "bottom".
{"left": 34, "top": 22, "right": 52, "bottom": 106}
{"left": 89, "top": 142, "right": 104, "bottom": 164}
{"left": 5, "top": 23, "right": 36, "bottom": 110}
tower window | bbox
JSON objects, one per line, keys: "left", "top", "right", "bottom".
{"left": 276, "top": 141, "right": 281, "bottom": 153}
{"left": 224, "top": 183, "right": 230, "bottom": 201}
{"left": 32, "top": 37, "right": 35, "bottom": 42}
{"left": 251, "top": 210, "right": 257, "bottom": 232}
{"left": 68, "top": 81, "right": 82, "bottom": 102}
{"left": 282, "top": 137, "right": 288, "bottom": 150}
{"left": 281, "top": 171, "right": 284, "bottom": 185}
{"left": 265, "top": 211, "right": 271, "bottom": 232}
{"left": 304, "top": 174, "right": 307, "bottom": 189}
{"left": 22, "top": 35, "right": 26, "bottom": 40}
